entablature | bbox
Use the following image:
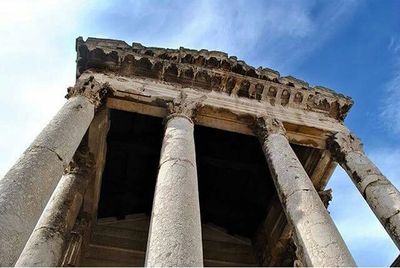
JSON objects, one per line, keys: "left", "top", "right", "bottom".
{"left": 79, "top": 71, "right": 347, "bottom": 150}
{"left": 76, "top": 37, "right": 353, "bottom": 122}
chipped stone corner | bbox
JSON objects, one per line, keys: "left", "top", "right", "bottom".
{"left": 66, "top": 75, "right": 114, "bottom": 109}
{"left": 254, "top": 116, "right": 287, "bottom": 141}
{"left": 166, "top": 91, "right": 207, "bottom": 122}
{"left": 327, "top": 131, "right": 364, "bottom": 162}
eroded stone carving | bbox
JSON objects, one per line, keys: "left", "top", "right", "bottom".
{"left": 327, "top": 132, "right": 363, "bottom": 162}
{"left": 75, "top": 37, "right": 353, "bottom": 121}
{"left": 166, "top": 91, "right": 206, "bottom": 123}
{"left": 66, "top": 75, "right": 112, "bottom": 108}
{"left": 254, "top": 116, "right": 287, "bottom": 140}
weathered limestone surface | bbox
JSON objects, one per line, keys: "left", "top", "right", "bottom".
{"left": 0, "top": 76, "right": 108, "bottom": 266}
{"left": 329, "top": 132, "right": 400, "bottom": 248}
{"left": 15, "top": 148, "right": 92, "bottom": 267}
{"left": 145, "top": 94, "right": 203, "bottom": 267}
{"left": 0, "top": 97, "right": 93, "bottom": 266}
{"left": 76, "top": 37, "right": 353, "bottom": 122}
{"left": 93, "top": 71, "right": 348, "bottom": 150}
{"left": 256, "top": 117, "right": 356, "bottom": 267}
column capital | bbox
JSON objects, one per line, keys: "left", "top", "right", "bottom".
{"left": 66, "top": 76, "right": 112, "bottom": 108}
{"left": 254, "top": 116, "right": 286, "bottom": 139}
{"left": 166, "top": 91, "right": 206, "bottom": 123}
{"left": 327, "top": 131, "right": 364, "bottom": 162}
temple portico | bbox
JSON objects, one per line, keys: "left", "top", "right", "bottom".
{"left": 1, "top": 37, "right": 399, "bottom": 266}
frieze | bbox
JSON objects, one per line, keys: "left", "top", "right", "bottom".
{"left": 76, "top": 37, "right": 353, "bottom": 121}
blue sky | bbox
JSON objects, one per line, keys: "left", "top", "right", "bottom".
{"left": 0, "top": 0, "right": 399, "bottom": 266}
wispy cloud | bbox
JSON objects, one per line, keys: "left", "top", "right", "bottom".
{"left": 0, "top": 0, "right": 92, "bottom": 176}
{"left": 89, "top": 0, "right": 359, "bottom": 72}
{"left": 381, "top": 35, "right": 400, "bottom": 133}
{"left": 170, "top": 0, "right": 359, "bottom": 72}
{"left": 389, "top": 36, "right": 400, "bottom": 54}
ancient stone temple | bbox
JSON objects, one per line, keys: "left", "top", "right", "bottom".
{"left": 1, "top": 37, "right": 399, "bottom": 267}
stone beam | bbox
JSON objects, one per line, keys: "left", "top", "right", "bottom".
{"left": 80, "top": 72, "right": 346, "bottom": 149}
{"left": 255, "top": 117, "right": 355, "bottom": 266}
{"left": 328, "top": 131, "right": 400, "bottom": 249}
{"left": 0, "top": 76, "right": 109, "bottom": 266}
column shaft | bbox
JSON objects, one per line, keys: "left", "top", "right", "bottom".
{"left": 15, "top": 149, "right": 91, "bottom": 266}
{"left": 330, "top": 132, "right": 400, "bottom": 248}
{"left": 257, "top": 118, "right": 355, "bottom": 266}
{"left": 0, "top": 96, "right": 94, "bottom": 266}
{"left": 145, "top": 116, "right": 203, "bottom": 267}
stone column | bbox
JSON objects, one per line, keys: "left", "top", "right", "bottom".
{"left": 255, "top": 117, "right": 355, "bottom": 267}
{"left": 0, "top": 76, "right": 109, "bottom": 266}
{"left": 328, "top": 131, "right": 400, "bottom": 248}
{"left": 15, "top": 147, "right": 93, "bottom": 267}
{"left": 145, "top": 93, "right": 204, "bottom": 267}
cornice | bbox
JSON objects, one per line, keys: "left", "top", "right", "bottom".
{"left": 76, "top": 37, "right": 353, "bottom": 121}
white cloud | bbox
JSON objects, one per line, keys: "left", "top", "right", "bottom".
{"left": 90, "top": 1, "right": 358, "bottom": 72}
{"left": 164, "top": 0, "right": 359, "bottom": 72}
{"left": 172, "top": 1, "right": 314, "bottom": 48}
{"left": 0, "top": 0, "right": 94, "bottom": 176}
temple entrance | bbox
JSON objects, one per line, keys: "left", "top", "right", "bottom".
{"left": 79, "top": 109, "right": 322, "bottom": 266}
